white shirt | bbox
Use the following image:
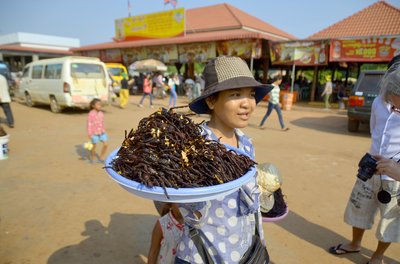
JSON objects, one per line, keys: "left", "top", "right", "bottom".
{"left": 370, "top": 95, "right": 400, "bottom": 181}
{"left": 268, "top": 84, "right": 280, "bottom": 105}
{"left": 0, "top": 75, "right": 11, "bottom": 103}
{"left": 322, "top": 81, "right": 332, "bottom": 96}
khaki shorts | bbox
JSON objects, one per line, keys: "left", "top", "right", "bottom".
{"left": 344, "top": 176, "right": 400, "bottom": 243}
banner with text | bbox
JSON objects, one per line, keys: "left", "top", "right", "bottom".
{"left": 122, "top": 48, "right": 147, "bottom": 65}
{"left": 217, "top": 39, "right": 262, "bottom": 59}
{"left": 330, "top": 36, "right": 400, "bottom": 62}
{"left": 146, "top": 45, "right": 178, "bottom": 63}
{"left": 178, "top": 42, "right": 216, "bottom": 63}
{"left": 100, "top": 49, "right": 122, "bottom": 62}
{"left": 270, "top": 41, "right": 329, "bottom": 66}
{"left": 115, "top": 8, "right": 185, "bottom": 41}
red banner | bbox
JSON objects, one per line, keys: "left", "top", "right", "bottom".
{"left": 269, "top": 41, "right": 329, "bottom": 66}
{"left": 330, "top": 36, "right": 400, "bottom": 62}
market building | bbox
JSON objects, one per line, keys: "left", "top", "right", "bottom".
{"left": 72, "top": 3, "right": 296, "bottom": 82}
{"left": 269, "top": 0, "right": 400, "bottom": 101}
{"left": 0, "top": 32, "right": 78, "bottom": 72}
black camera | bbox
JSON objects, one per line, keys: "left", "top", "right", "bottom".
{"left": 357, "top": 153, "right": 377, "bottom": 181}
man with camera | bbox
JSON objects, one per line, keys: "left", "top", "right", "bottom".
{"left": 329, "top": 56, "right": 400, "bottom": 264}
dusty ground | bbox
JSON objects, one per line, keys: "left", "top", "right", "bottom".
{"left": 0, "top": 95, "right": 399, "bottom": 264}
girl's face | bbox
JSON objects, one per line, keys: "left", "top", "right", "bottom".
{"left": 207, "top": 87, "right": 256, "bottom": 130}
{"left": 93, "top": 101, "right": 102, "bottom": 111}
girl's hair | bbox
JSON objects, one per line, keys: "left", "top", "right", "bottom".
{"left": 89, "top": 98, "right": 101, "bottom": 110}
{"left": 271, "top": 75, "right": 282, "bottom": 83}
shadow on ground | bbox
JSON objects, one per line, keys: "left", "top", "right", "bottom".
{"left": 275, "top": 210, "right": 397, "bottom": 264}
{"left": 48, "top": 213, "right": 157, "bottom": 264}
{"left": 291, "top": 116, "right": 370, "bottom": 136}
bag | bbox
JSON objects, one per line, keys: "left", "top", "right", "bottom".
{"left": 239, "top": 235, "right": 269, "bottom": 264}
{"left": 190, "top": 212, "right": 269, "bottom": 264}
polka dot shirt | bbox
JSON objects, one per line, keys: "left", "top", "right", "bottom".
{"left": 176, "top": 123, "right": 264, "bottom": 264}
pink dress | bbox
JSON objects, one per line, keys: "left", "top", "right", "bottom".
{"left": 87, "top": 110, "right": 105, "bottom": 137}
{"left": 157, "top": 212, "right": 184, "bottom": 264}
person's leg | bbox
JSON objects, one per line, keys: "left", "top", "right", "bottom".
{"left": 139, "top": 93, "right": 146, "bottom": 105}
{"left": 90, "top": 143, "right": 96, "bottom": 162}
{"left": 274, "top": 104, "right": 286, "bottom": 129}
{"left": 149, "top": 93, "right": 153, "bottom": 106}
{"left": 99, "top": 141, "right": 108, "bottom": 162}
{"left": 260, "top": 103, "right": 274, "bottom": 127}
{"left": 120, "top": 89, "right": 128, "bottom": 108}
{"left": 169, "top": 94, "right": 173, "bottom": 107}
{"left": 368, "top": 241, "right": 390, "bottom": 264}
{"left": 172, "top": 90, "right": 177, "bottom": 107}
{"left": 1, "top": 103, "right": 14, "bottom": 127}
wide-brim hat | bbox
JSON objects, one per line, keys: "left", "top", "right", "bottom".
{"left": 189, "top": 56, "right": 273, "bottom": 114}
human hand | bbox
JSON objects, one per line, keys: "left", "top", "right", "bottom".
{"left": 374, "top": 155, "right": 400, "bottom": 181}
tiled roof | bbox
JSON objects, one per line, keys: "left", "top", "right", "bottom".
{"left": 74, "top": 3, "right": 295, "bottom": 52}
{"left": 186, "top": 3, "right": 296, "bottom": 40}
{"left": 0, "top": 44, "right": 72, "bottom": 55}
{"left": 308, "top": 1, "right": 400, "bottom": 39}
{"left": 73, "top": 29, "right": 282, "bottom": 51}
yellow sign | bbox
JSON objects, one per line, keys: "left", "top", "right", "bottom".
{"left": 115, "top": 8, "right": 185, "bottom": 41}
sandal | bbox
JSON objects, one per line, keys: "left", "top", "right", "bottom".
{"left": 328, "top": 244, "right": 360, "bottom": 255}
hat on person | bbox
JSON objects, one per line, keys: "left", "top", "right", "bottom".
{"left": 189, "top": 56, "right": 273, "bottom": 114}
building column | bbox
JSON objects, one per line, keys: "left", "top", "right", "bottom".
{"left": 32, "top": 54, "right": 39, "bottom": 61}
{"left": 310, "top": 66, "right": 318, "bottom": 101}
{"left": 0, "top": 53, "right": 3, "bottom": 61}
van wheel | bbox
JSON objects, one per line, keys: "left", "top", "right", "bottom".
{"left": 25, "top": 92, "right": 34, "bottom": 107}
{"left": 50, "top": 96, "right": 61, "bottom": 113}
{"left": 348, "top": 119, "right": 359, "bottom": 132}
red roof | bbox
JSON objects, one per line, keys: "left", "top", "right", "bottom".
{"left": 74, "top": 3, "right": 295, "bottom": 52}
{"left": 0, "top": 44, "right": 72, "bottom": 55}
{"left": 308, "top": 1, "right": 400, "bottom": 39}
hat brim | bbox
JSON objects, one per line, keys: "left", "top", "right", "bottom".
{"left": 189, "top": 77, "right": 273, "bottom": 114}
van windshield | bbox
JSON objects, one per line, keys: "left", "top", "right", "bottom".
{"left": 357, "top": 74, "right": 385, "bottom": 93}
{"left": 71, "top": 63, "right": 105, "bottom": 79}
{"left": 108, "top": 67, "right": 124, "bottom": 77}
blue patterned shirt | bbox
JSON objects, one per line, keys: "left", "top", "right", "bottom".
{"left": 176, "top": 123, "right": 264, "bottom": 264}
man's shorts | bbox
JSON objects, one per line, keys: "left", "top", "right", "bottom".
{"left": 91, "top": 133, "right": 108, "bottom": 144}
{"left": 344, "top": 176, "right": 400, "bottom": 242}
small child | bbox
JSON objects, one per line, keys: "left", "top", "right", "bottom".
{"left": 148, "top": 203, "right": 184, "bottom": 264}
{"left": 87, "top": 98, "right": 108, "bottom": 163}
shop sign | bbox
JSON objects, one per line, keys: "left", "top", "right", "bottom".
{"left": 217, "top": 39, "right": 262, "bottom": 59}
{"left": 115, "top": 8, "right": 185, "bottom": 41}
{"left": 122, "top": 47, "right": 147, "bottom": 65}
{"left": 330, "top": 36, "right": 400, "bottom": 62}
{"left": 178, "top": 42, "right": 216, "bottom": 63}
{"left": 146, "top": 45, "right": 178, "bottom": 63}
{"left": 101, "top": 49, "right": 122, "bottom": 62}
{"left": 270, "top": 41, "right": 329, "bottom": 66}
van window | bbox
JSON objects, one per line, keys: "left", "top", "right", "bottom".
{"left": 44, "top": 64, "right": 62, "bottom": 79}
{"left": 22, "top": 67, "right": 30, "bottom": 78}
{"left": 71, "top": 63, "right": 105, "bottom": 79}
{"left": 357, "top": 74, "right": 385, "bottom": 93}
{"left": 32, "top": 65, "right": 43, "bottom": 79}
{"left": 108, "top": 67, "right": 124, "bottom": 77}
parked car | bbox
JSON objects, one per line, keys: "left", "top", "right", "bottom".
{"left": 347, "top": 70, "right": 386, "bottom": 132}
{"left": 19, "top": 56, "right": 109, "bottom": 113}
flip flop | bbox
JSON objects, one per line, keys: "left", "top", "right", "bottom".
{"left": 328, "top": 244, "right": 360, "bottom": 255}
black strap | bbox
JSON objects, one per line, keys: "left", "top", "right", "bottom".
{"left": 189, "top": 212, "right": 261, "bottom": 264}
{"left": 189, "top": 227, "right": 214, "bottom": 264}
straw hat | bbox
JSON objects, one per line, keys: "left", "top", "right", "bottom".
{"left": 189, "top": 56, "right": 273, "bottom": 114}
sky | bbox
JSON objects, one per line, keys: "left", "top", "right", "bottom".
{"left": 1, "top": 0, "right": 400, "bottom": 46}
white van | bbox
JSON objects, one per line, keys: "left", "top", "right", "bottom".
{"left": 20, "top": 56, "right": 109, "bottom": 112}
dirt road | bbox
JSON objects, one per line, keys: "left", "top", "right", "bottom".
{"left": 1, "top": 96, "right": 399, "bottom": 264}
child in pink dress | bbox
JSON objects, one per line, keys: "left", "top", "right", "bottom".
{"left": 148, "top": 203, "right": 184, "bottom": 264}
{"left": 87, "top": 98, "right": 108, "bottom": 163}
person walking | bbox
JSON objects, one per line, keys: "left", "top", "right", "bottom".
{"left": 321, "top": 76, "right": 333, "bottom": 109}
{"left": 119, "top": 73, "right": 131, "bottom": 109}
{"left": 259, "top": 75, "right": 289, "bottom": 131}
{"left": 0, "top": 73, "right": 14, "bottom": 128}
{"left": 87, "top": 98, "right": 108, "bottom": 163}
{"left": 139, "top": 74, "right": 154, "bottom": 108}
{"left": 329, "top": 57, "right": 400, "bottom": 264}
{"left": 168, "top": 74, "right": 179, "bottom": 108}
